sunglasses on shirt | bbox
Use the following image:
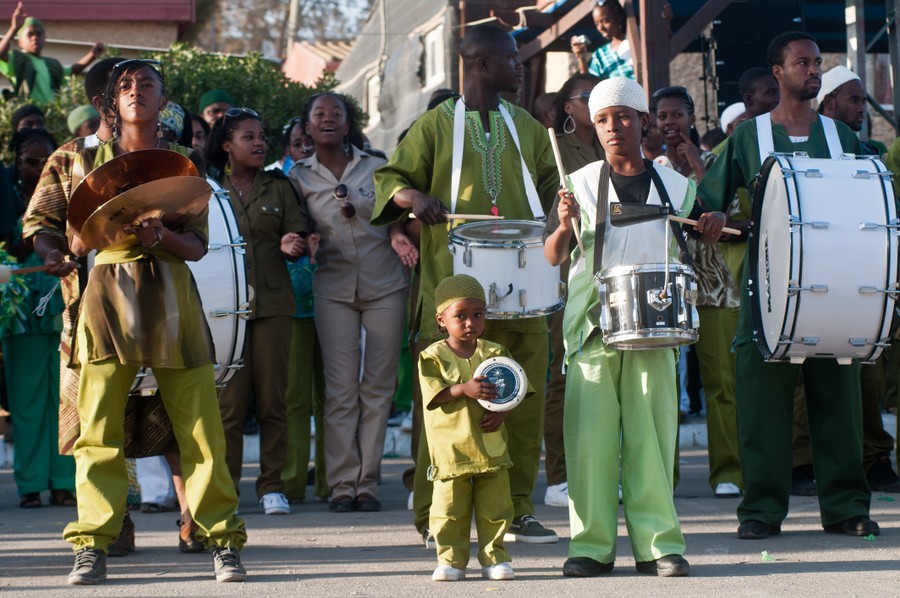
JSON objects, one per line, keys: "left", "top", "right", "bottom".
{"left": 334, "top": 184, "right": 355, "bottom": 219}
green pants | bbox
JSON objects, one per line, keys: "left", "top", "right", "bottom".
{"left": 431, "top": 468, "right": 512, "bottom": 569}
{"left": 735, "top": 344, "right": 870, "bottom": 527}
{"left": 63, "top": 360, "right": 246, "bottom": 552}
{"left": 2, "top": 333, "right": 74, "bottom": 495}
{"left": 282, "top": 318, "right": 327, "bottom": 501}
{"left": 694, "top": 306, "right": 742, "bottom": 490}
{"left": 566, "top": 337, "right": 684, "bottom": 563}
{"left": 414, "top": 328, "right": 548, "bottom": 532}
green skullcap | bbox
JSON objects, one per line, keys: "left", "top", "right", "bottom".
{"left": 435, "top": 274, "right": 486, "bottom": 314}
{"left": 198, "top": 89, "right": 234, "bottom": 112}
{"left": 17, "top": 16, "right": 44, "bottom": 37}
{"left": 66, "top": 104, "right": 98, "bottom": 134}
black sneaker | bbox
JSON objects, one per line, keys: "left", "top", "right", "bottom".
{"left": 790, "top": 464, "right": 817, "bottom": 496}
{"left": 212, "top": 547, "right": 246, "bottom": 582}
{"left": 823, "top": 515, "right": 880, "bottom": 537}
{"left": 503, "top": 515, "right": 559, "bottom": 544}
{"left": 67, "top": 548, "right": 107, "bottom": 585}
{"left": 867, "top": 456, "right": 900, "bottom": 493}
{"left": 737, "top": 519, "right": 781, "bottom": 540}
{"left": 562, "top": 556, "right": 614, "bottom": 577}
{"left": 636, "top": 554, "right": 690, "bottom": 577}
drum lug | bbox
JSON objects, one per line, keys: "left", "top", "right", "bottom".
{"left": 849, "top": 337, "right": 891, "bottom": 348}
{"left": 519, "top": 289, "right": 527, "bottom": 310}
{"left": 787, "top": 282, "right": 828, "bottom": 296}
{"left": 208, "top": 239, "right": 248, "bottom": 252}
{"left": 836, "top": 358, "right": 853, "bottom": 366}
{"left": 209, "top": 303, "right": 252, "bottom": 319}
{"left": 559, "top": 280, "right": 568, "bottom": 300}
{"left": 800, "top": 336, "right": 820, "bottom": 346}
{"left": 518, "top": 246, "right": 526, "bottom": 268}
{"left": 447, "top": 242, "right": 455, "bottom": 256}
{"left": 788, "top": 216, "right": 829, "bottom": 232}
{"left": 464, "top": 246, "right": 472, "bottom": 267}
{"left": 781, "top": 167, "right": 822, "bottom": 178}
{"left": 853, "top": 170, "right": 893, "bottom": 181}
{"left": 860, "top": 219, "right": 900, "bottom": 235}
{"left": 488, "top": 283, "right": 513, "bottom": 308}
{"left": 859, "top": 283, "right": 900, "bottom": 299}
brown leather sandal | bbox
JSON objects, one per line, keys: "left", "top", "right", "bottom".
{"left": 19, "top": 492, "right": 41, "bottom": 508}
{"left": 50, "top": 489, "right": 77, "bottom": 507}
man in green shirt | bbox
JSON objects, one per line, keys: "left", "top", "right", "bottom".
{"left": 698, "top": 31, "right": 876, "bottom": 541}
{"left": 0, "top": 3, "right": 104, "bottom": 102}
{"left": 374, "top": 24, "right": 560, "bottom": 545}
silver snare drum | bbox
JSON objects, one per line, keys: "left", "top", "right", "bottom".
{"left": 448, "top": 220, "right": 564, "bottom": 319}
{"left": 596, "top": 263, "right": 699, "bottom": 350}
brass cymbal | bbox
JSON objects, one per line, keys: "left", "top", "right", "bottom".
{"left": 68, "top": 149, "right": 200, "bottom": 233}
{"left": 79, "top": 176, "right": 212, "bottom": 251}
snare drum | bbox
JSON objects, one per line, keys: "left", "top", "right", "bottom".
{"left": 132, "top": 179, "right": 249, "bottom": 393}
{"left": 596, "top": 263, "right": 699, "bottom": 350}
{"left": 448, "top": 220, "right": 564, "bottom": 319}
{"left": 750, "top": 154, "right": 898, "bottom": 364}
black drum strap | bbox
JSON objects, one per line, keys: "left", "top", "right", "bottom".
{"left": 646, "top": 161, "right": 693, "bottom": 267}
{"left": 592, "top": 161, "right": 611, "bottom": 276}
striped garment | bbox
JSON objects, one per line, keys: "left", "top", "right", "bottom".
{"left": 588, "top": 41, "right": 635, "bottom": 80}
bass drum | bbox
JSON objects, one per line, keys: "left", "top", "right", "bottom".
{"left": 132, "top": 178, "right": 249, "bottom": 393}
{"left": 749, "top": 153, "right": 898, "bottom": 364}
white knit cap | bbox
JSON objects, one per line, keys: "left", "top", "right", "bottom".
{"left": 816, "top": 66, "right": 860, "bottom": 105}
{"left": 720, "top": 102, "right": 746, "bottom": 131}
{"left": 588, "top": 77, "right": 649, "bottom": 119}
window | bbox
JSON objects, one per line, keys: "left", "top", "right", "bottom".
{"left": 423, "top": 27, "right": 445, "bottom": 89}
{"left": 366, "top": 73, "right": 381, "bottom": 126}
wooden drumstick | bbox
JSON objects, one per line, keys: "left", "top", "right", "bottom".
{"left": 408, "top": 213, "right": 504, "bottom": 221}
{"left": 669, "top": 215, "right": 742, "bottom": 236}
{"left": 0, "top": 263, "right": 69, "bottom": 284}
{"left": 548, "top": 128, "right": 585, "bottom": 255}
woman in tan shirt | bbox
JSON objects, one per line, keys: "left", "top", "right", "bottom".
{"left": 290, "top": 93, "right": 417, "bottom": 512}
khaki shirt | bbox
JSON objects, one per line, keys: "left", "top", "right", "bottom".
{"left": 222, "top": 170, "right": 309, "bottom": 319}
{"left": 290, "top": 148, "right": 407, "bottom": 303}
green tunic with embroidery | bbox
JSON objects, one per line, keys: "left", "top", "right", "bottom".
{"left": 373, "top": 98, "right": 560, "bottom": 342}
{"left": 419, "top": 339, "right": 521, "bottom": 480}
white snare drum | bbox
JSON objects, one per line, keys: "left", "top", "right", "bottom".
{"left": 132, "top": 179, "right": 249, "bottom": 393}
{"left": 448, "top": 220, "right": 564, "bottom": 319}
{"left": 750, "top": 153, "right": 898, "bottom": 364}
{"left": 473, "top": 356, "right": 528, "bottom": 412}
{"left": 596, "top": 263, "right": 699, "bottom": 350}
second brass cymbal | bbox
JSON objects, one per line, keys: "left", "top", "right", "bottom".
{"left": 80, "top": 176, "right": 212, "bottom": 251}
{"left": 69, "top": 149, "right": 200, "bottom": 234}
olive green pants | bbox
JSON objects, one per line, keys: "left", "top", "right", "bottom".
{"left": 63, "top": 360, "right": 245, "bottom": 551}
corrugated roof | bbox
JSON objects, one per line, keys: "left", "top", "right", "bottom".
{"left": 297, "top": 40, "right": 354, "bottom": 63}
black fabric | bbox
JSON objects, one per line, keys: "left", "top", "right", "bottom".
{"left": 592, "top": 161, "right": 612, "bottom": 275}
{"left": 609, "top": 169, "right": 651, "bottom": 205}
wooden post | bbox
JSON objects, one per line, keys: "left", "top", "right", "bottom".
{"left": 639, "top": 0, "right": 669, "bottom": 95}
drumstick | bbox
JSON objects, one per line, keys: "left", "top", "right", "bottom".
{"left": 547, "top": 128, "right": 585, "bottom": 255}
{"left": 0, "top": 262, "right": 76, "bottom": 284}
{"left": 408, "top": 213, "right": 504, "bottom": 221}
{"left": 669, "top": 215, "right": 741, "bottom": 236}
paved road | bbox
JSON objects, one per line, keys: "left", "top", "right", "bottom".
{"left": 2, "top": 444, "right": 899, "bottom": 597}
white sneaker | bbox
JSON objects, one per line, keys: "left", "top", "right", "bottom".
{"left": 715, "top": 482, "right": 742, "bottom": 498}
{"left": 544, "top": 482, "right": 568, "bottom": 508}
{"left": 432, "top": 565, "right": 465, "bottom": 581}
{"left": 482, "top": 562, "right": 515, "bottom": 580}
{"left": 407, "top": 491, "right": 414, "bottom": 511}
{"left": 260, "top": 492, "right": 290, "bottom": 515}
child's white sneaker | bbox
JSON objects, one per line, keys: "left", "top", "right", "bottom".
{"left": 482, "top": 562, "right": 515, "bottom": 580}
{"left": 432, "top": 565, "right": 465, "bottom": 581}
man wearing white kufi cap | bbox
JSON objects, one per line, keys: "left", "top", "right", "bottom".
{"left": 719, "top": 102, "right": 746, "bottom": 136}
{"left": 698, "top": 32, "right": 877, "bottom": 542}
{"left": 545, "top": 77, "right": 727, "bottom": 578}
{"left": 816, "top": 66, "right": 865, "bottom": 132}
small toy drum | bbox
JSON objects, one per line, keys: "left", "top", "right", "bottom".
{"left": 473, "top": 356, "right": 528, "bottom": 412}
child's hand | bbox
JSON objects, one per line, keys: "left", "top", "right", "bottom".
{"left": 480, "top": 410, "right": 508, "bottom": 432}
{"left": 461, "top": 376, "right": 498, "bottom": 401}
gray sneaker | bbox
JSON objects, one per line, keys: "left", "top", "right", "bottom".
{"left": 67, "top": 548, "right": 107, "bottom": 585}
{"left": 503, "top": 515, "right": 559, "bottom": 544}
{"left": 212, "top": 546, "right": 246, "bottom": 582}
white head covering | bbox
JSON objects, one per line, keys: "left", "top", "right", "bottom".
{"left": 816, "top": 66, "right": 860, "bottom": 105}
{"left": 720, "top": 102, "right": 746, "bottom": 131}
{"left": 588, "top": 77, "right": 649, "bottom": 119}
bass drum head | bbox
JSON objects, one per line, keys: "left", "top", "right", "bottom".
{"left": 750, "top": 156, "right": 792, "bottom": 358}
{"left": 449, "top": 220, "right": 544, "bottom": 247}
{"left": 474, "top": 356, "right": 528, "bottom": 412}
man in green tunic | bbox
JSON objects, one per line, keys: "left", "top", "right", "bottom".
{"left": 697, "top": 31, "right": 877, "bottom": 540}
{"left": 373, "top": 24, "right": 560, "bottom": 544}
{"left": 0, "top": 3, "right": 104, "bottom": 102}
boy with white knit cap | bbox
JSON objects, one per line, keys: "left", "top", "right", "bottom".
{"left": 544, "top": 77, "right": 726, "bottom": 578}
